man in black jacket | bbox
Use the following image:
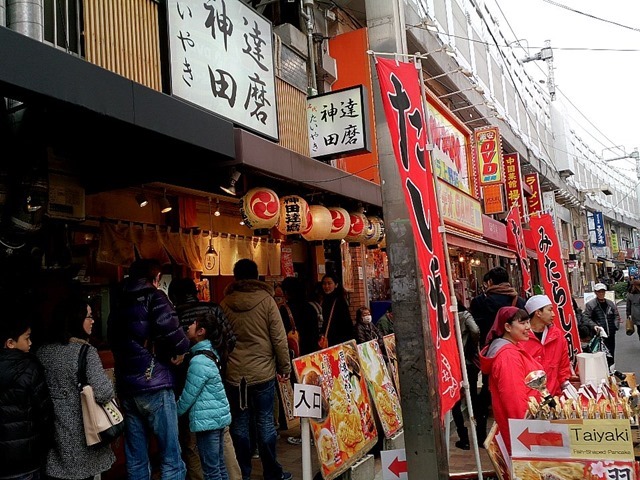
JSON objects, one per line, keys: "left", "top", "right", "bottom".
{"left": 469, "top": 266, "right": 526, "bottom": 445}
{"left": 583, "top": 283, "right": 621, "bottom": 367}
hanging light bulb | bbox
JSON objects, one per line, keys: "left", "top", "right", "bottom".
{"left": 204, "top": 197, "right": 218, "bottom": 270}
{"left": 214, "top": 198, "right": 221, "bottom": 217}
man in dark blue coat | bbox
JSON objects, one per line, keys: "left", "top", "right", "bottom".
{"left": 108, "top": 258, "right": 190, "bottom": 480}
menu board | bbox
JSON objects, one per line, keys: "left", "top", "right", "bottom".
{"left": 292, "top": 340, "right": 378, "bottom": 480}
{"left": 357, "top": 339, "right": 403, "bottom": 438}
{"left": 383, "top": 334, "right": 401, "bottom": 396}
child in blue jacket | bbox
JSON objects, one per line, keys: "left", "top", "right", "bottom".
{"left": 177, "top": 310, "right": 232, "bottom": 480}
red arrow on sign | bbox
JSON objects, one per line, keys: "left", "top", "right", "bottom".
{"left": 389, "top": 457, "right": 408, "bottom": 477}
{"left": 517, "top": 428, "right": 564, "bottom": 450}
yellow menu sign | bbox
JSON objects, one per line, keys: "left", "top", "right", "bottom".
{"left": 567, "top": 419, "right": 634, "bottom": 460}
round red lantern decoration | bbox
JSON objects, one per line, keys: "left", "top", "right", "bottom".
{"left": 344, "top": 211, "right": 368, "bottom": 243}
{"left": 302, "top": 205, "right": 332, "bottom": 241}
{"left": 276, "top": 195, "right": 310, "bottom": 235}
{"left": 239, "top": 188, "right": 280, "bottom": 229}
{"left": 326, "top": 207, "right": 350, "bottom": 240}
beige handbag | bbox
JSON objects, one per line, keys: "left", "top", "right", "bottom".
{"left": 78, "top": 344, "right": 125, "bottom": 446}
{"left": 626, "top": 316, "right": 636, "bottom": 336}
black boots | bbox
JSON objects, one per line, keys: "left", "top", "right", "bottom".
{"left": 455, "top": 426, "right": 470, "bottom": 450}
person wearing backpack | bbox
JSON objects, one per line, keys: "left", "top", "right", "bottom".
{"left": 177, "top": 310, "right": 232, "bottom": 480}
{"left": 169, "top": 278, "right": 240, "bottom": 480}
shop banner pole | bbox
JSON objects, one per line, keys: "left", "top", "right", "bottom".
{"left": 416, "top": 57, "right": 484, "bottom": 480}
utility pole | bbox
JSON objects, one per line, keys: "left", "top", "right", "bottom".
{"left": 365, "top": 1, "right": 447, "bottom": 478}
{"left": 523, "top": 40, "right": 555, "bottom": 101}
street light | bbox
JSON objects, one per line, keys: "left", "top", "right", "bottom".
{"left": 603, "top": 147, "right": 640, "bottom": 179}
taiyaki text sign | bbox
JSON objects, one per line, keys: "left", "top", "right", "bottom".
{"left": 510, "top": 419, "right": 635, "bottom": 480}
{"left": 529, "top": 213, "right": 581, "bottom": 369}
{"left": 375, "top": 57, "right": 461, "bottom": 415}
{"left": 292, "top": 341, "right": 377, "bottom": 480}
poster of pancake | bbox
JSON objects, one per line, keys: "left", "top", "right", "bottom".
{"left": 357, "top": 339, "right": 403, "bottom": 438}
{"left": 292, "top": 340, "right": 378, "bottom": 480}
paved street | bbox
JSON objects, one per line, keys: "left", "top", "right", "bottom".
{"left": 611, "top": 302, "right": 640, "bottom": 383}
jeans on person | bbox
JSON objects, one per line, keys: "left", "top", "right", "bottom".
{"left": 121, "top": 388, "right": 186, "bottom": 480}
{"left": 179, "top": 413, "right": 203, "bottom": 480}
{"left": 196, "top": 428, "right": 228, "bottom": 480}
{"left": 225, "top": 379, "right": 284, "bottom": 480}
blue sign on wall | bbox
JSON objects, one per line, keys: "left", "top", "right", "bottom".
{"left": 588, "top": 211, "right": 606, "bottom": 247}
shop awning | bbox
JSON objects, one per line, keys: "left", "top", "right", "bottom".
{"left": 446, "top": 231, "right": 516, "bottom": 259}
{"left": 0, "top": 27, "right": 236, "bottom": 193}
{"left": 233, "top": 128, "right": 383, "bottom": 207}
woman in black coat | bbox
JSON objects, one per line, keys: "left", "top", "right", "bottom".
{"left": 319, "top": 274, "right": 354, "bottom": 347}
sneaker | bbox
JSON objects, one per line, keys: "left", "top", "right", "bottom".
{"left": 281, "top": 472, "right": 292, "bottom": 480}
{"left": 287, "top": 436, "right": 302, "bottom": 445}
{"left": 252, "top": 448, "right": 259, "bottom": 459}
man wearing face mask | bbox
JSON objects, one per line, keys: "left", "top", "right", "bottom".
{"left": 354, "top": 306, "right": 387, "bottom": 358}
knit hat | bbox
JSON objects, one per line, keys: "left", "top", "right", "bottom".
{"left": 525, "top": 295, "right": 552, "bottom": 315}
{"left": 594, "top": 283, "right": 607, "bottom": 291}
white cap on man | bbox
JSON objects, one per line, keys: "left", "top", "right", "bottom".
{"left": 594, "top": 283, "right": 607, "bottom": 291}
{"left": 525, "top": 294, "right": 552, "bottom": 315}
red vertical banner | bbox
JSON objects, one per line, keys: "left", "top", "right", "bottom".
{"left": 505, "top": 206, "right": 533, "bottom": 297}
{"left": 528, "top": 213, "right": 582, "bottom": 369}
{"left": 503, "top": 153, "right": 525, "bottom": 214}
{"left": 375, "top": 57, "right": 461, "bottom": 415}
{"left": 524, "top": 173, "right": 543, "bottom": 215}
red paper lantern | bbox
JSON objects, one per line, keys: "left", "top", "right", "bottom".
{"left": 276, "top": 195, "right": 310, "bottom": 235}
{"left": 326, "top": 207, "right": 350, "bottom": 240}
{"left": 344, "top": 211, "right": 368, "bottom": 243}
{"left": 239, "top": 188, "right": 280, "bottom": 229}
{"left": 302, "top": 205, "right": 332, "bottom": 241}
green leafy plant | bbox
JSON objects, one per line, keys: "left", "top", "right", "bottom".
{"left": 612, "top": 281, "right": 629, "bottom": 300}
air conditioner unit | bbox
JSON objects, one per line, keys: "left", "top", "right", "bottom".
{"left": 47, "top": 173, "right": 85, "bottom": 221}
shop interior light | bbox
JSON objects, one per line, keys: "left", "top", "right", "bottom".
{"left": 203, "top": 197, "right": 218, "bottom": 270}
{"left": 135, "top": 189, "right": 148, "bottom": 208}
{"left": 25, "top": 194, "right": 42, "bottom": 212}
{"left": 458, "top": 255, "right": 465, "bottom": 263}
{"left": 220, "top": 168, "right": 242, "bottom": 196}
{"left": 160, "top": 189, "right": 172, "bottom": 214}
{"left": 214, "top": 198, "right": 221, "bottom": 217}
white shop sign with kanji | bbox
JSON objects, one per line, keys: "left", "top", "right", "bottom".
{"left": 307, "top": 85, "right": 371, "bottom": 159}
